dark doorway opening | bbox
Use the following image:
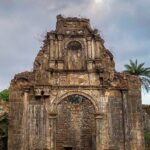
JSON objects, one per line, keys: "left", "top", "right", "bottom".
{"left": 64, "top": 147, "right": 72, "bottom": 150}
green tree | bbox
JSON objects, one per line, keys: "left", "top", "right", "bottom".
{"left": 145, "top": 131, "right": 150, "bottom": 148}
{"left": 124, "top": 59, "right": 150, "bottom": 92}
{"left": 0, "top": 89, "right": 9, "bottom": 149}
{"left": 0, "top": 89, "right": 9, "bottom": 101}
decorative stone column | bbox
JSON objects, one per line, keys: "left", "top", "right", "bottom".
{"left": 87, "top": 37, "right": 92, "bottom": 59}
{"left": 91, "top": 40, "right": 95, "bottom": 59}
{"left": 50, "top": 35, "right": 55, "bottom": 59}
{"left": 95, "top": 40, "right": 100, "bottom": 59}
{"left": 58, "top": 35, "right": 63, "bottom": 59}
{"left": 55, "top": 40, "right": 58, "bottom": 59}
{"left": 95, "top": 113, "right": 104, "bottom": 150}
{"left": 121, "top": 90, "right": 131, "bottom": 150}
{"left": 48, "top": 112, "right": 57, "bottom": 150}
{"left": 49, "top": 35, "right": 56, "bottom": 70}
{"left": 22, "top": 89, "right": 30, "bottom": 150}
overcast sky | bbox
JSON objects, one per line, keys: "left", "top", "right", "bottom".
{"left": 0, "top": 0, "right": 150, "bottom": 104}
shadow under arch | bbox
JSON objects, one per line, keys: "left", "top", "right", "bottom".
{"left": 52, "top": 91, "right": 99, "bottom": 113}
{"left": 64, "top": 39, "right": 85, "bottom": 50}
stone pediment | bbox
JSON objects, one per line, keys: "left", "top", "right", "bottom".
{"left": 56, "top": 15, "right": 96, "bottom": 36}
{"left": 31, "top": 15, "right": 117, "bottom": 88}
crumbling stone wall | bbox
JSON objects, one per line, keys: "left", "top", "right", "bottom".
{"left": 8, "top": 15, "right": 145, "bottom": 150}
{"left": 143, "top": 105, "right": 150, "bottom": 131}
{"left": 143, "top": 105, "right": 150, "bottom": 148}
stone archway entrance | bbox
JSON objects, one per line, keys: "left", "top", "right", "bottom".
{"left": 56, "top": 95, "right": 96, "bottom": 150}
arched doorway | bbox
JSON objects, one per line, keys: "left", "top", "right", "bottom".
{"left": 56, "top": 95, "right": 96, "bottom": 150}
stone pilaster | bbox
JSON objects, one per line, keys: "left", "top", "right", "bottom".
{"left": 48, "top": 113, "right": 57, "bottom": 150}
{"left": 95, "top": 113, "right": 104, "bottom": 150}
{"left": 121, "top": 90, "right": 131, "bottom": 150}
{"left": 55, "top": 40, "right": 59, "bottom": 59}
{"left": 50, "top": 37, "right": 54, "bottom": 59}
{"left": 95, "top": 40, "right": 100, "bottom": 59}
{"left": 58, "top": 35, "right": 63, "bottom": 59}
{"left": 91, "top": 40, "right": 95, "bottom": 59}
{"left": 22, "top": 90, "right": 29, "bottom": 150}
{"left": 87, "top": 37, "right": 92, "bottom": 59}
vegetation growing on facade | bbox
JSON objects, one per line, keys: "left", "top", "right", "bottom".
{"left": 145, "top": 131, "right": 150, "bottom": 148}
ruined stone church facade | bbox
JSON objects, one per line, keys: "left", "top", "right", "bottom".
{"left": 8, "top": 15, "right": 145, "bottom": 150}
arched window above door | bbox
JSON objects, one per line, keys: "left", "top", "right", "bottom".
{"left": 67, "top": 41, "right": 82, "bottom": 51}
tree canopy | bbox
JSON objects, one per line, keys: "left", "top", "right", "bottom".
{"left": 0, "top": 89, "right": 9, "bottom": 149}
{"left": 124, "top": 59, "right": 150, "bottom": 92}
{"left": 0, "top": 89, "right": 9, "bottom": 101}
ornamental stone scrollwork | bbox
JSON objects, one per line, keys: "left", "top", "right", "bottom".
{"left": 34, "top": 87, "right": 50, "bottom": 97}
